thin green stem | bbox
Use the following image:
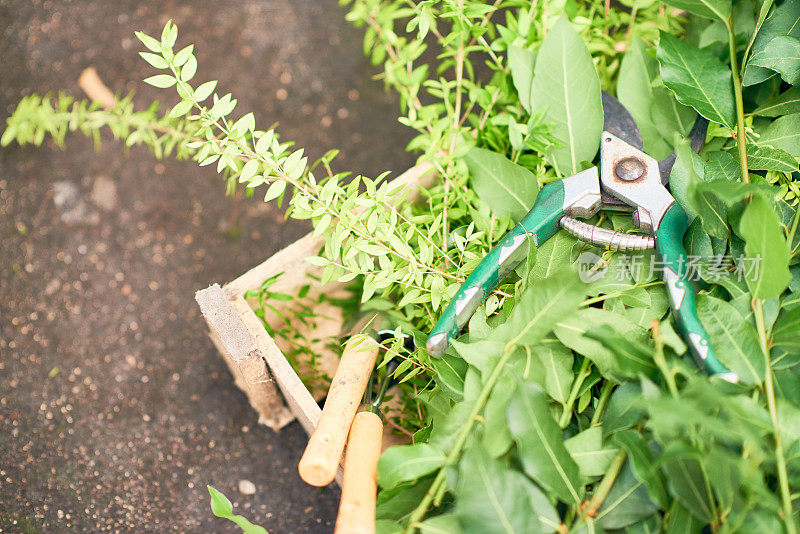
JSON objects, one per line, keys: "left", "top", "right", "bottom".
{"left": 651, "top": 320, "right": 679, "bottom": 397}
{"left": 590, "top": 381, "right": 614, "bottom": 426}
{"left": 726, "top": 16, "right": 750, "bottom": 184}
{"left": 787, "top": 202, "right": 800, "bottom": 259}
{"left": 754, "top": 299, "right": 796, "bottom": 534}
{"left": 559, "top": 358, "right": 592, "bottom": 428}
{"left": 574, "top": 450, "right": 628, "bottom": 529}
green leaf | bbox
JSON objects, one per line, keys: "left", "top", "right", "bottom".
{"left": 376, "top": 479, "right": 433, "bottom": 521}
{"left": 683, "top": 219, "right": 714, "bottom": 258}
{"left": 703, "top": 151, "right": 740, "bottom": 182}
{"left": 563, "top": 427, "right": 618, "bottom": 477}
{"left": 181, "top": 55, "right": 198, "bottom": 82}
{"left": 173, "top": 44, "right": 194, "bottom": 67}
{"left": 743, "top": 0, "right": 800, "bottom": 86}
{"left": 531, "top": 15, "right": 603, "bottom": 175}
{"left": 757, "top": 113, "right": 800, "bottom": 156}
{"left": 377, "top": 443, "right": 446, "bottom": 489}
{"left": 657, "top": 32, "right": 735, "bottom": 129}
{"left": 739, "top": 195, "right": 792, "bottom": 299}
{"left": 494, "top": 268, "right": 589, "bottom": 348}
{"left": 665, "top": 502, "right": 704, "bottom": 533}
{"left": 749, "top": 35, "right": 800, "bottom": 85}
{"left": 659, "top": 0, "right": 730, "bottom": 22}
{"left": 554, "top": 309, "right": 650, "bottom": 381}
{"left": 481, "top": 371, "right": 516, "bottom": 457}
{"left": 668, "top": 137, "right": 706, "bottom": 220}
{"left": 168, "top": 99, "right": 193, "bottom": 119}
{"left": 773, "top": 307, "right": 800, "bottom": 354}
{"left": 603, "top": 383, "right": 645, "bottom": 437}
{"left": 532, "top": 343, "right": 573, "bottom": 405}
{"left": 143, "top": 74, "right": 176, "bottom": 89}
{"left": 613, "top": 430, "right": 669, "bottom": 507}
{"left": 753, "top": 87, "right": 800, "bottom": 117}
{"left": 207, "top": 486, "right": 268, "bottom": 534}
{"left": 263, "top": 180, "right": 286, "bottom": 202}
{"left": 650, "top": 86, "right": 695, "bottom": 149}
{"left": 618, "top": 38, "right": 673, "bottom": 159}
{"left": 528, "top": 231, "right": 575, "bottom": 282}
{"left": 694, "top": 180, "right": 779, "bottom": 208}
{"left": 697, "top": 294, "right": 765, "bottom": 384}
{"left": 675, "top": 142, "right": 731, "bottom": 239}
{"left": 508, "top": 46, "right": 536, "bottom": 113}
{"left": 135, "top": 31, "right": 161, "bottom": 53}
{"left": 661, "top": 450, "right": 715, "bottom": 524}
{"left": 463, "top": 147, "right": 539, "bottom": 220}
{"left": 240, "top": 159, "right": 259, "bottom": 183}
{"left": 507, "top": 382, "right": 584, "bottom": 504}
{"left": 596, "top": 461, "right": 659, "bottom": 530}
{"left": 419, "top": 514, "right": 463, "bottom": 534}
{"left": 453, "top": 445, "right": 558, "bottom": 534}
{"left": 746, "top": 144, "right": 799, "bottom": 172}
{"left": 429, "top": 353, "right": 467, "bottom": 401}
{"left": 739, "top": 509, "right": 783, "bottom": 533}
{"left": 139, "top": 51, "right": 169, "bottom": 69}
{"left": 194, "top": 80, "right": 217, "bottom": 102}
{"left": 161, "top": 20, "right": 177, "bottom": 49}
{"left": 585, "top": 324, "right": 658, "bottom": 378}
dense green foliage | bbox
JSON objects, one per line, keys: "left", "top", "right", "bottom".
{"left": 4, "top": 0, "right": 800, "bottom": 532}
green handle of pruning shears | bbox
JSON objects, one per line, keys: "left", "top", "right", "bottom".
{"left": 655, "top": 203, "right": 738, "bottom": 382}
{"left": 426, "top": 180, "right": 567, "bottom": 358}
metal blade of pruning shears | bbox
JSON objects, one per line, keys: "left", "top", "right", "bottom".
{"left": 601, "top": 91, "right": 643, "bottom": 151}
{"left": 601, "top": 91, "right": 710, "bottom": 184}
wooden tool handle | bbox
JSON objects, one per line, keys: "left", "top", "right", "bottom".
{"left": 335, "top": 410, "right": 383, "bottom": 534}
{"left": 298, "top": 335, "right": 380, "bottom": 486}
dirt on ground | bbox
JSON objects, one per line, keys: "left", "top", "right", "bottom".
{"left": 0, "top": 1, "right": 414, "bottom": 532}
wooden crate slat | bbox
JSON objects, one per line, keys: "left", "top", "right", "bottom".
{"left": 196, "top": 163, "right": 435, "bottom": 431}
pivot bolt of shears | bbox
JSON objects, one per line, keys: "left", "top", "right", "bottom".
{"left": 614, "top": 157, "right": 645, "bottom": 182}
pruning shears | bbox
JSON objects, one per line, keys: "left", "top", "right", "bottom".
{"left": 426, "top": 92, "right": 739, "bottom": 383}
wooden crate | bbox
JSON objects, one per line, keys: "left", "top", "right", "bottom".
{"left": 195, "top": 163, "right": 434, "bottom": 434}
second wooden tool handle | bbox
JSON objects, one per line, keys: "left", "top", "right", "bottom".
{"left": 298, "top": 335, "right": 380, "bottom": 486}
{"left": 334, "top": 410, "right": 383, "bottom": 534}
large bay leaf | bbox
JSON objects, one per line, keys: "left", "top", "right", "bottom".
{"left": 508, "top": 45, "right": 537, "bottom": 113}
{"left": 377, "top": 443, "right": 446, "bottom": 489}
{"left": 531, "top": 15, "right": 603, "bottom": 176}
{"left": 563, "top": 427, "right": 618, "bottom": 477}
{"left": 464, "top": 147, "right": 539, "bottom": 220}
{"left": 453, "top": 445, "right": 558, "bottom": 534}
{"left": 508, "top": 382, "right": 584, "bottom": 504}
{"left": 617, "top": 38, "right": 672, "bottom": 158}
{"left": 757, "top": 113, "right": 800, "bottom": 156}
{"left": 746, "top": 144, "right": 799, "bottom": 172}
{"left": 660, "top": 0, "right": 730, "bottom": 21}
{"left": 657, "top": 32, "right": 735, "bottom": 129}
{"left": 494, "top": 267, "right": 588, "bottom": 347}
{"left": 773, "top": 307, "right": 800, "bottom": 355}
{"left": 554, "top": 308, "right": 649, "bottom": 380}
{"left": 739, "top": 195, "right": 792, "bottom": 299}
{"left": 753, "top": 87, "right": 800, "bottom": 117}
{"left": 749, "top": 35, "right": 800, "bottom": 85}
{"left": 532, "top": 343, "right": 574, "bottom": 405}
{"left": 596, "top": 461, "right": 659, "bottom": 529}
{"left": 696, "top": 294, "right": 765, "bottom": 384}
{"left": 743, "top": 0, "right": 800, "bottom": 86}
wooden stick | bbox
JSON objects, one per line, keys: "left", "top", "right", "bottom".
{"left": 78, "top": 67, "right": 117, "bottom": 109}
{"left": 335, "top": 409, "right": 382, "bottom": 534}
{"left": 298, "top": 335, "right": 380, "bottom": 486}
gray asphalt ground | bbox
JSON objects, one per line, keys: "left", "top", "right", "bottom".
{"left": 0, "top": 1, "right": 414, "bottom": 532}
